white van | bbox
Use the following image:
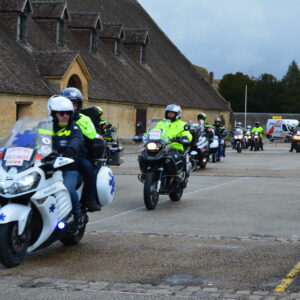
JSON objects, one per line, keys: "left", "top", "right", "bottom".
{"left": 266, "top": 119, "right": 298, "bottom": 141}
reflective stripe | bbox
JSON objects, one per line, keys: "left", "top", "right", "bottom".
{"left": 56, "top": 130, "right": 71, "bottom": 136}
{"left": 38, "top": 129, "right": 54, "bottom": 135}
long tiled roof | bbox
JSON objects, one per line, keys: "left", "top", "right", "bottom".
{"left": 0, "top": 0, "right": 230, "bottom": 110}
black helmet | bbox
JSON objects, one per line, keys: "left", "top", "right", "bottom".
{"left": 255, "top": 122, "right": 260, "bottom": 126}
{"left": 197, "top": 112, "right": 207, "bottom": 121}
{"left": 60, "top": 87, "right": 83, "bottom": 110}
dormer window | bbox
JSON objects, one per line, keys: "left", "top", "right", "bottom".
{"left": 32, "top": 1, "right": 69, "bottom": 47}
{"left": 123, "top": 29, "right": 149, "bottom": 64}
{"left": 100, "top": 24, "right": 124, "bottom": 56}
{"left": 16, "top": 0, "right": 32, "bottom": 43}
{"left": 68, "top": 12, "right": 102, "bottom": 53}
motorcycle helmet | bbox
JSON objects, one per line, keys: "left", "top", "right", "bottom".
{"left": 48, "top": 95, "right": 74, "bottom": 123}
{"left": 246, "top": 125, "right": 251, "bottom": 130}
{"left": 215, "top": 117, "right": 222, "bottom": 125}
{"left": 197, "top": 112, "right": 207, "bottom": 121}
{"left": 94, "top": 106, "right": 103, "bottom": 118}
{"left": 165, "top": 104, "right": 182, "bottom": 122}
{"left": 236, "top": 122, "right": 242, "bottom": 127}
{"left": 255, "top": 122, "right": 260, "bottom": 127}
{"left": 60, "top": 87, "right": 83, "bottom": 111}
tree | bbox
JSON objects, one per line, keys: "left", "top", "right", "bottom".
{"left": 280, "top": 60, "right": 300, "bottom": 112}
{"left": 218, "top": 72, "right": 255, "bottom": 112}
{"left": 253, "top": 73, "right": 281, "bottom": 112}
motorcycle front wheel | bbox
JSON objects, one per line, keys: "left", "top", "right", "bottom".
{"left": 199, "top": 157, "right": 208, "bottom": 168}
{"left": 0, "top": 222, "right": 29, "bottom": 268}
{"left": 144, "top": 171, "right": 159, "bottom": 210}
{"left": 169, "top": 187, "right": 183, "bottom": 201}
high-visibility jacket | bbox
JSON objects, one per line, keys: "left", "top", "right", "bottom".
{"left": 154, "top": 119, "right": 192, "bottom": 151}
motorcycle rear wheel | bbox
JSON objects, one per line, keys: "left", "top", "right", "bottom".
{"left": 144, "top": 171, "right": 159, "bottom": 210}
{"left": 211, "top": 152, "right": 216, "bottom": 163}
{"left": 169, "top": 187, "right": 183, "bottom": 201}
{"left": 0, "top": 222, "right": 29, "bottom": 268}
{"left": 60, "top": 217, "right": 87, "bottom": 246}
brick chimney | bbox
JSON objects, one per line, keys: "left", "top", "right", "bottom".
{"left": 0, "top": 0, "right": 33, "bottom": 43}
{"left": 209, "top": 72, "right": 214, "bottom": 85}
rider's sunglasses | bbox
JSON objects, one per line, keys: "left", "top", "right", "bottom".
{"left": 56, "top": 111, "right": 72, "bottom": 116}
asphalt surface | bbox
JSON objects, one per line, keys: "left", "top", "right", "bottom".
{"left": 1, "top": 143, "right": 300, "bottom": 299}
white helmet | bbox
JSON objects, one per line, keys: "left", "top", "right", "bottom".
{"left": 47, "top": 95, "right": 74, "bottom": 117}
{"left": 165, "top": 104, "right": 182, "bottom": 121}
{"left": 247, "top": 125, "right": 251, "bottom": 130}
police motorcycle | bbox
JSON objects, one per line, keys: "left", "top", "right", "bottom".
{"left": 244, "top": 129, "right": 252, "bottom": 149}
{"left": 291, "top": 129, "right": 300, "bottom": 152}
{"left": 101, "top": 124, "right": 124, "bottom": 166}
{"left": 252, "top": 132, "right": 260, "bottom": 151}
{"left": 0, "top": 116, "right": 115, "bottom": 268}
{"left": 207, "top": 127, "right": 219, "bottom": 163}
{"left": 188, "top": 121, "right": 209, "bottom": 170}
{"left": 233, "top": 128, "right": 244, "bottom": 153}
{"left": 79, "top": 107, "right": 124, "bottom": 167}
{"left": 134, "top": 119, "right": 191, "bottom": 210}
{"left": 210, "top": 128, "right": 226, "bottom": 162}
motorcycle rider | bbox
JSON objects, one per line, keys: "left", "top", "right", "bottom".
{"left": 250, "top": 122, "right": 264, "bottom": 150}
{"left": 232, "top": 122, "right": 244, "bottom": 149}
{"left": 60, "top": 88, "right": 101, "bottom": 212}
{"left": 48, "top": 96, "right": 85, "bottom": 224}
{"left": 212, "top": 117, "right": 227, "bottom": 157}
{"left": 289, "top": 121, "right": 300, "bottom": 152}
{"left": 244, "top": 125, "right": 252, "bottom": 148}
{"left": 154, "top": 104, "right": 192, "bottom": 181}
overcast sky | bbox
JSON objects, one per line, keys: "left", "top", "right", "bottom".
{"left": 138, "top": 0, "right": 300, "bottom": 80}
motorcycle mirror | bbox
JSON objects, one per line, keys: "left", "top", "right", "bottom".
{"left": 133, "top": 135, "right": 143, "bottom": 143}
{"left": 184, "top": 124, "right": 191, "bottom": 131}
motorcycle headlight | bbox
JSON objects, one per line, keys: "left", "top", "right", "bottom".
{"left": 8, "top": 172, "right": 41, "bottom": 195}
{"left": 147, "top": 142, "right": 161, "bottom": 151}
{"left": 293, "top": 136, "right": 300, "bottom": 140}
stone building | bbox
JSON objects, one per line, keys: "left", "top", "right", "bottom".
{"left": 0, "top": 0, "right": 231, "bottom": 138}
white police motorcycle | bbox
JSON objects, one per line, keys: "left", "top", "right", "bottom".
{"left": 0, "top": 116, "right": 115, "bottom": 268}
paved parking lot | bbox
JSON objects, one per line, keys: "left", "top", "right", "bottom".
{"left": 1, "top": 143, "right": 300, "bottom": 299}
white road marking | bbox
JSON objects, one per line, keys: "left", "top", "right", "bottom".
{"left": 88, "top": 177, "right": 246, "bottom": 226}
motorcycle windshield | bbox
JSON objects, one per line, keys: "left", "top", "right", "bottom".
{"left": 144, "top": 119, "right": 170, "bottom": 142}
{"left": 234, "top": 129, "right": 243, "bottom": 136}
{"left": 0, "top": 116, "right": 53, "bottom": 172}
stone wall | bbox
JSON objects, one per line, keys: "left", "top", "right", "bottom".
{"left": 0, "top": 93, "right": 232, "bottom": 139}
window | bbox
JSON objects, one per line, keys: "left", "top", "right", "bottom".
{"left": 115, "top": 40, "right": 121, "bottom": 56}
{"left": 140, "top": 44, "right": 146, "bottom": 64}
{"left": 67, "top": 75, "right": 83, "bottom": 92}
{"left": 16, "top": 103, "right": 32, "bottom": 120}
{"left": 57, "top": 20, "right": 65, "bottom": 47}
{"left": 18, "top": 14, "right": 27, "bottom": 42}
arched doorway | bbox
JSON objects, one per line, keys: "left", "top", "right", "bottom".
{"left": 67, "top": 74, "right": 83, "bottom": 93}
